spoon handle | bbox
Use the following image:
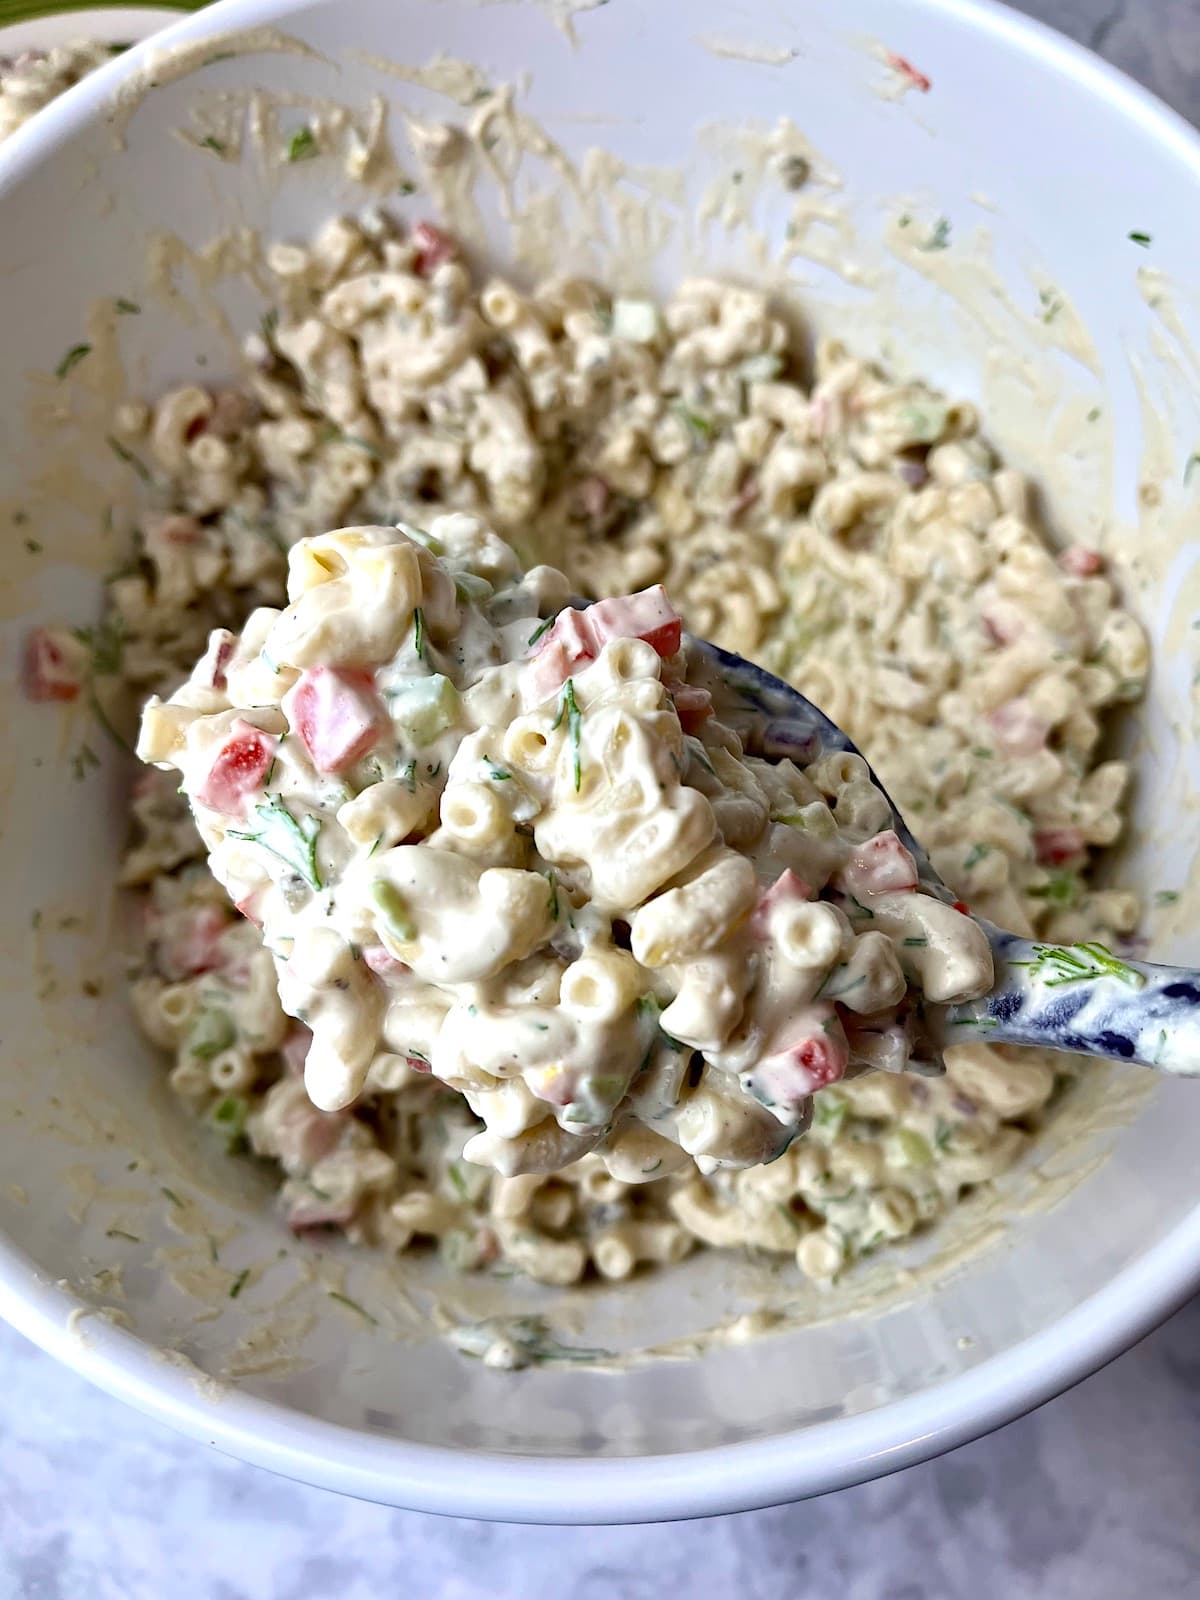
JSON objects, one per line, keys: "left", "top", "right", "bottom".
{"left": 939, "top": 925, "right": 1200, "bottom": 1075}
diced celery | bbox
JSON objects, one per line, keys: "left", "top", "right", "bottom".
{"left": 395, "top": 520, "right": 443, "bottom": 555}
{"left": 388, "top": 674, "right": 460, "bottom": 746}
{"left": 739, "top": 353, "right": 784, "bottom": 383}
{"left": 610, "top": 297, "right": 660, "bottom": 344}
{"left": 453, "top": 571, "right": 494, "bottom": 604}
{"left": 371, "top": 880, "right": 416, "bottom": 942}
{"left": 778, "top": 801, "right": 838, "bottom": 839}
{"left": 188, "top": 1008, "right": 236, "bottom": 1061}
{"left": 892, "top": 1127, "right": 933, "bottom": 1167}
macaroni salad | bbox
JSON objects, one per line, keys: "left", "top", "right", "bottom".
{"left": 34, "top": 208, "right": 1147, "bottom": 1286}
{"left": 0, "top": 39, "right": 115, "bottom": 142}
{"left": 138, "top": 519, "right": 994, "bottom": 1181}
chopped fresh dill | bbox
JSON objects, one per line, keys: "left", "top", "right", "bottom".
{"left": 552, "top": 678, "right": 583, "bottom": 791}
{"left": 286, "top": 126, "right": 318, "bottom": 162}
{"left": 1015, "top": 941, "right": 1145, "bottom": 990}
{"left": 328, "top": 1290, "right": 378, "bottom": 1326}
{"left": 228, "top": 796, "right": 323, "bottom": 890}
{"left": 56, "top": 343, "right": 91, "bottom": 379}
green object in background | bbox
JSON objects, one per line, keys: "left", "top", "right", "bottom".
{"left": 0, "top": 0, "right": 206, "bottom": 24}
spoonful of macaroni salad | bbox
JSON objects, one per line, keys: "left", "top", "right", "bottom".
{"left": 137, "top": 516, "right": 1200, "bottom": 1180}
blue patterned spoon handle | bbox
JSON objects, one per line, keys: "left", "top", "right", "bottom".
{"left": 938, "top": 925, "right": 1200, "bottom": 1075}
{"left": 686, "top": 637, "right": 1200, "bottom": 1076}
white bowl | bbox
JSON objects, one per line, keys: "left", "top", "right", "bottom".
{"left": 1, "top": 0, "right": 1199, "bottom": 1523}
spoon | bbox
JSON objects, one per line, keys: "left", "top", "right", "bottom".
{"left": 694, "top": 636, "right": 1200, "bottom": 1079}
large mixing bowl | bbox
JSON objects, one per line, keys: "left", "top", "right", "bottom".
{"left": 1, "top": 0, "right": 1198, "bottom": 1522}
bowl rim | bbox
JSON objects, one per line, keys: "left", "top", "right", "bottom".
{"left": 2, "top": 0, "right": 1200, "bottom": 1523}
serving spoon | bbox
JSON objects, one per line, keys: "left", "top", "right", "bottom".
{"left": 695, "top": 636, "right": 1200, "bottom": 1079}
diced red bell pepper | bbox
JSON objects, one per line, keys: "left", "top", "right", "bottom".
{"left": 158, "top": 903, "right": 229, "bottom": 980}
{"left": 287, "top": 1194, "right": 357, "bottom": 1233}
{"left": 988, "top": 699, "right": 1050, "bottom": 757}
{"left": 412, "top": 221, "right": 457, "bottom": 276}
{"left": 197, "top": 720, "right": 275, "bottom": 814}
{"left": 156, "top": 513, "right": 204, "bottom": 545}
{"left": 525, "top": 586, "right": 683, "bottom": 704}
{"left": 751, "top": 868, "right": 814, "bottom": 934}
{"left": 362, "top": 944, "right": 409, "bottom": 979}
{"left": 22, "top": 626, "right": 88, "bottom": 702}
{"left": 284, "top": 667, "right": 386, "bottom": 774}
{"left": 1034, "top": 825, "right": 1085, "bottom": 865}
{"left": 844, "top": 830, "right": 919, "bottom": 897}
{"left": 981, "top": 606, "right": 1024, "bottom": 647}
{"left": 1058, "top": 545, "right": 1103, "bottom": 577}
{"left": 587, "top": 586, "right": 682, "bottom": 659}
{"left": 671, "top": 683, "right": 714, "bottom": 732}
{"left": 886, "top": 52, "right": 932, "bottom": 92}
{"left": 526, "top": 607, "right": 596, "bottom": 705}
{"left": 233, "top": 889, "right": 265, "bottom": 929}
{"left": 196, "top": 628, "right": 236, "bottom": 691}
{"left": 753, "top": 1007, "right": 850, "bottom": 1103}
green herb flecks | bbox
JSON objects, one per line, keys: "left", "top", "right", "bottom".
{"left": 1128, "top": 230, "right": 1152, "bottom": 247}
{"left": 552, "top": 677, "right": 583, "bottom": 791}
{"left": 1015, "top": 941, "right": 1146, "bottom": 991}
{"left": 161, "top": 1186, "right": 183, "bottom": 1208}
{"left": 115, "top": 298, "right": 141, "bottom": 316}
{"left": 401, "top": 759, "right": 417, "bottom": 794}
{"left": 963, "top": 843, "right": 991, "bottom": 871}
{"left": 328, "top": 1290, "right": 378, "bottom": 1326}
{"left": 447, "top": 1163, "right": 470, "bottom": 1201}
{"left": 371, "top": 881, "right": 416, "bottom": 942}
{"left": 286, "top": 126, "right": 318, "bottom": 162}
{"left": 228, "top": 796, "right": 323, "bottom": 891}
{"left": 811, "top": 1094, "right": 847, "bottom": 1137}
{"left": 73, "top": 617, "right": 125, "bottom": 678}
{"left": 106, "top": 434, "right": 151, "bottom": 483}
{"left": 208, "top": 1092, "right": 249, "bottom": 1151}
{"left": 544, "top": 870, "right": 560, "bottom": 922}
{"left": 229, "top": 1267, "right": 250, "bottom": 1299}
{"left": 1037, "top": 288, "right": 1063, "bottom": 325}
{"left": 1185, "top": 454, "right": 1200, "bottom": 487}
{"left": 902, "top": 936, "right": 928, "bottom": 948}
{"left": 674, "top": 402, "right": 716, "bottom": 447}
{"left": 483, "top": 758, "right": 511, "bottom": 781}
{"left": 449, "top": 1315, "right": 611, "bottom": 1367}
{"left": 412, "top": 606, "right": 425, "bottom": 660}
{"left": 920, "top": 216, "right": 951, "bottom": 251}
{"left": 71, "top": 743, "right": 100, "bottom": 782}
{"left": 105, "top": 1227, "right": 141, "bottom": 1243}
{"left": 1155, "top": 890, "right": 1180, "bottom": 906}
{"left": 56, "top": 343, "right": 91, "bottom": 379}
{"left": 189, "top": 1009, "right": 236, "bottom": 1062}
{"left": 1028, "top": 870, "right": 1081, "bottom": 909}
{"left": 527, "top": 615, "right": 555, "bottom": 649}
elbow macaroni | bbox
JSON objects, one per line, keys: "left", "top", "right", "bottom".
{"left": 82, "top": 207, "right": 1142, "bottom": 1291}
{"left": 141, "top": 518, "right": 992, "bottom": 1178}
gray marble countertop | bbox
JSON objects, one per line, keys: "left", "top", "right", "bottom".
{"left": 4, "top": 2, "right": 1200, "bottom": 1595}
